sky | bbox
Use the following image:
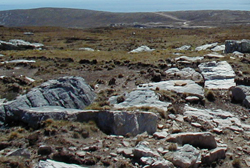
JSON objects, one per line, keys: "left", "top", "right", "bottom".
{"left": 0, "top": 0, "right": 249, "bottom": 12}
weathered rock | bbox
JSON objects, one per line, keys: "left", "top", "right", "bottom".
{"left": 166, "top": 132, "right": 217, "bottom": 149}
{"left": 97, "top": 110, "right": 158, "bottom": 136}
{"left": 230, "top": 85, "right": 250, "bottom": 108}
{"left": 133, "top": 141, "right": 160, "bottom": 158}
{"left": 129, "top": 46, "right": 155, "bottom": 53}
{"left": 111, "top": 88, "right": 171, "bottom": 111}
{"left": 117, "top": 148, "right": 133, "bottom": 158}
{"left": 211, "top": 45, "right": 225, "bottom": 52}
{"left": 78, "top": 47, "right": 95, "bottom": 51}
{"left": 2, "top": 76, "right": 95, "bottom": 124}
{"left": 0, "top": 39, "right": 44, "bottom": 50}
{"left": 201, "top": 147, "right": 227, "bottom": 164}
{"left": 175, "top": 45, "right": 191, "bottom": 51}
{"left": 140, "top": 80, "right": 204, "bottom": 98}
{"left": 198, "top": 61, "right": 236, "bottom": 89}
{"left": 151, "top": 159, "right": 174, "bottom": 168}
{"left": 195, "top": 43, "right": 218, "bottom": 51}
{"left": 1, "top": 59, "right": 36, "bottom": 64}
{"left": 225, "top": 39, "right": 250, "bottom": 53}
{"left": 172, "top": 144, "right": 200, "bottom": 168}
{"left": 175, "top": 56, "right": 204, "bottom": 63}
{"left": 6, "top": 148, "right": 31, "bottom": 159}
{"left": 37, "top": 159, "right": 87, "bottom": 168}
{"left": 204, "top": 52, "right": 225, "bottom": 59}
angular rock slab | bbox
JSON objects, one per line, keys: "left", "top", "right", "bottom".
{"left": 129, "top": 46, "right": 155, "bottom": 53}
{"left": 172, "top": 144, "right": 200, "bottom": 168}
{"left": 13, "top": 106, "right": 158, "bottom": 136}
{"left": 37, "top": 159, "right": 87, "bottom": 168}
{"left": 198, "top": 61, "right": 236, "bottom": 89}
{"left": 225, "top": 39, "right": 250, "bottom": 53}
{"left": 112, "top": 88, "right": 171, "bottom": 111}
{"left": 0, "top": 39, "right": 44, "bottom": 50}
{"left": 166, "top": 132, "right": 217, "bottom": 149}
{"left": 195, "top": 43, "right": 218, "bottom": 51}
{"left": 97, "top": 110, "right": 158, "bottom": 136}
{"left": 1, "top": 76, "right": 95, "bottom": 123}
{"left": 140, "top": 80, "right": 204, "bottom": 98}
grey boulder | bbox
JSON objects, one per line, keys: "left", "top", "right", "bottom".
{"left": 1, "top": 76, "right": 95, "bottom": 124}
{"left": 225, "top": 39, "right": 250, "bottom": 53}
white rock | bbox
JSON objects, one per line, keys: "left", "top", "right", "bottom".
{"left": 211, "top": 45, "right": 225, "bottom": 52}
{"left": 129, "top": 46, "right": 155, "bottom": 53}
{"left": 175, "top": 45, "right": 191, "bottom": 51}
{"left": 140, "top": 80, "right": 204, "bottom": 98}
{"left": 198, "top": 61, "right": 236, "bottom": 89}
{"left": 79, "top": 47, "right": 95, "bottom": 51}
{"left": 204, "top": 52, "right": 225, "bottom": 58}
{"left": 37, "top": 159, "right": 87, "bottom": 168}
{"left": 151, "top": 160, "right": 174, "bottom": 168}
{"left": 1, "top": 59, "right": 36, "bottom": 64}
{"left": 175, "top": 56, "right": 204, "bottom": 62}
{"left": 195, "top": 43, "right": 218, "bottom": 51}
{"left": 172, "top": 144, "right": 200, "bottom": 168}
{"left": 133, "top": 141, "right": 160, "bottom": 158}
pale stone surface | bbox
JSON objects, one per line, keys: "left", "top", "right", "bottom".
{"left": 204, "top": 52, "right": 225, "bottom": 58}
{"left": 37, "top": 159, "right": 87, "bottom": 168}
{"left": 175, "top": 56, "right": 204, "bottom": 62}
{"left": 201, "top": 147, "right": 227, "bottom": 164}
{"left": 1, "top": 76, "right": 95, "bottom": 123}
{"left": 175, "top": 45, "right": 191, "bottom": 51}
{"left": 0, "top": 39, "right": 44, "bottom": 50}
{"left": 211, "top": 45, "right": 225, "bottom": 52}
{"left": 140, "top": 80, "right": 204, "bottom": 98}
{"left": 111, "top": 88, "right": 171, "bottom": 111}
{"left": 151, "top": 160, "right": 174, "bottom": 168}
{"left": 166, "top": 132, "right": 217, "bottom": 149}
{"left": 78, "top": 47, "right": 95, "bottom": 51}
{"left": 133, "top": 141, "right": 160, "bottom": 158}
{"left": 129, "top": 46, "right": 155, "bottom": 53}
{"left": 172, "top": 144, "right": 200, "bottom": 168}
{"left": 1, "top": 59, "right": 36, "bottom": 64}
{"left": 198, "top": 61, "right": 236, "bottom": 89}
{"left": 195, "top": 42, "right": 218, "bottom": 51}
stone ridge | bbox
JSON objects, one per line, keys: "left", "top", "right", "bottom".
{"left": 0, "top": 76, "right": 95, "bottom": 124}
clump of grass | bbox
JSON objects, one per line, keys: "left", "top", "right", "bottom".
{"left": 205, "top": 89, "right": 216, "bottom": 101}
{"left": 232, "top": 158, "right": 241, "bottom": 168}
{"left": 168, "top": 143, "right": 178, "bottom": 151}
{"left": 8, "top": 131, "right": 20, "bottom": 140}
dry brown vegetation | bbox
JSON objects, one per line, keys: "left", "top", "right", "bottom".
{"left": 0, "top": 25, "right": 250, "bottom": 167}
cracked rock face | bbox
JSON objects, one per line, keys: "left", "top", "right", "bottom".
{"left": 199, "top": 61, "right": 236, "bottom": 89}
{"left": 0, "top": 76, "right": 95, "bottom": 124}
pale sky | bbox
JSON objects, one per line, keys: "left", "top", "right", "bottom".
{"left": 1, "top": 0, "right": 249, "bottom": 12}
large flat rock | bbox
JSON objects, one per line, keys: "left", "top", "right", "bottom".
{"left": 1, "top": 76, "right": 95, "bottom": 124}
{"left": 139, "top": 80, "right": 204, "bottom": 98}
{"left": 15, "top": 106, "right": 158, "bottom": 136}
{"left": 198, "top": 61, "right": 236, "bottom": 89}
{"left": 225, "top": 39, "right": 250, "bottom": 53}
{"left": 111, "top": 88, "right": 171, "bottom": 111}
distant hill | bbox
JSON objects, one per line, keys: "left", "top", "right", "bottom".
{"left": 0, "top": 8, "right": 249, "bottom": 28}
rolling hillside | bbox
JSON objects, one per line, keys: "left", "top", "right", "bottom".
{"left": 0, "top": 8, "right": 249, "bottom": 28}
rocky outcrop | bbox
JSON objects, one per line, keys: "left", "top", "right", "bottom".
{"left": 230, "top": 85, "right": 250, "bottom": 108}
{"left": 166, "top": 132, "right": 217, "bottom": 149}
{"left": 0, "top": 76, "right": 95, "bottom": 124}
{"left": 165, "top": 67, "right": 204, "bottom": 84}
{"left": 140, "top": 80, "right": 204, "bottom": 98}
{"left": 199, "top": 61, "right": 236, "bottom": 89}
{"left": 0, "top": 39, "right": 44, "bottom": 50}
{"left": 110, "top": 88, "right": 171, "bottom": 111}
{"left": 225, "top": 39, "right": 250, "bottom": 53}
{"left": 195, "top": 43, "right": 218, "bottom": 51}
{"left": 6, "top": 106, "right": 158, "bottom": 136}
{"left": 172, "top": 144, "right": 200, "bottom": 168}
{"left": 129, "top": 46, "right": 155, "bottom": 53}
{"left": 37, "top": 159, "right": 87, "bottom": 168}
